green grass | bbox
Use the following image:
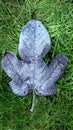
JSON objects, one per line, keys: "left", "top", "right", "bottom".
{"left": 0, "top": 0, "right": 73, "bottom": 130}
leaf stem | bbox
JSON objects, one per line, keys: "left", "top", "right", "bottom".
{"left": 30, "top": 90, "right": 36, "bottom": 112}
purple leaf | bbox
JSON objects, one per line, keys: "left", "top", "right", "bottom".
{"left": 2, "top": 20, "right": 68, "bottom": 97}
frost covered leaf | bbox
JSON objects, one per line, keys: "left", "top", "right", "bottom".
{"left": 2, "top": 20, "right": 68, "bottom": 97}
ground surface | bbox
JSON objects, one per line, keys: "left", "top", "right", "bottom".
{"left": 0, "top": 0, "right": 73, "bottom": 130}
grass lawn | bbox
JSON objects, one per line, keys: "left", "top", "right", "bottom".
{"left": 0, "top": 0, "right": 73, "bottom": 130}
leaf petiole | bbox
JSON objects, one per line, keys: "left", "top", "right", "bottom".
{"left": 30, "top": 90, "right": 36, "bottom": 112}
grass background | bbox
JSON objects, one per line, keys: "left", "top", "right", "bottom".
{"left": 0, "top": 0, "right": 73, "bottom": 130}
